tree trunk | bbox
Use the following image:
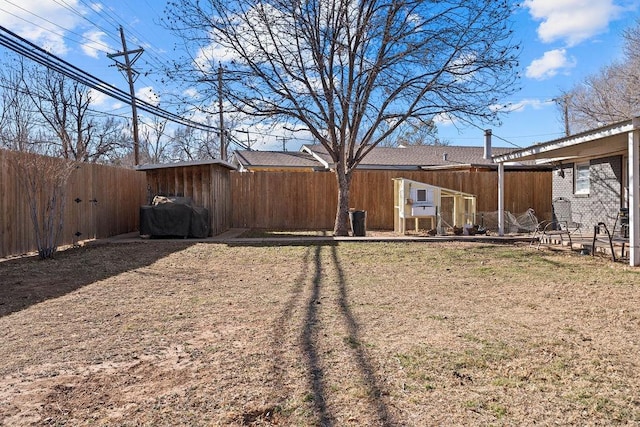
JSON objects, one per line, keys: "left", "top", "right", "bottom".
{"left": 333, "top": 167, "right": 352, "bottom": 236}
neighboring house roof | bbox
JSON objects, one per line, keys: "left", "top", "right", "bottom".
{"left": 301, "top": 144, "right": 535, "bottom": 169}
{"left": 232, "top": 143, "right": 545, "bottom": 172}
{"left": 232, "top": 150, "right": 322, "bottom": 171}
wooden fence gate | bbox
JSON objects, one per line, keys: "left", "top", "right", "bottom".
{"left": 1, "top": 149, "right": 147, "bottom": 258}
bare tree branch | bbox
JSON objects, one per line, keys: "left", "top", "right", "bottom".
{"left": 165, "top": 0, "right": 520, "bottom": 234}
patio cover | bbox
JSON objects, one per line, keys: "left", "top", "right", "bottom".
{"left": 492, "top": 118, "right": 640, "bottom": 267}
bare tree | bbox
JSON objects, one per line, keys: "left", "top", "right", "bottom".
{"left": 9, "top": 151, "right": 75, "bottom": 259}
{"left": 563, "top": 20, "right": 640, "bottom": 133}
{"left": 140, "top": 116, "right": 171, "bottom": 164}
{"left": 378, "top": 117, "right": 447, "bottom": 147}
{"left": 89, "top": 116, "right": 130, "bottom": 163}
{"left": 23, "top": 66, "right": 94, "bottom": 161}
{"left": 0, "top": 60, "right": 75, "bottom": 258}
{"left": 0, "top": 59, "right": 38, "bottom": 152}
{"left": 564, "top": 62, "right": 638, "bottom": 133}
{"left": 168, "top": 122, "right": 223, "bottom": 161}
{"left": 169, "top": 125, "right": 199, "bottom": 161}
{"left": 166, "top": 0, "right": 519, "bottom": 234}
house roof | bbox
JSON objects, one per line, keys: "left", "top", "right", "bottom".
{"left": 232, "top": 144, "right": 546, "bottom": 171}
{"left": 301, "top": 144, "right": 523, "bottom": 169}
{"left": 233, "top": 150, "right": 321, "bottom": 169}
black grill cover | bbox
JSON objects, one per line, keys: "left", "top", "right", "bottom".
{"left": 140, "top": 196, "right": 210, "bottom": 238}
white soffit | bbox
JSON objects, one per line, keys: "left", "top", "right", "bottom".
{"left": 494, "top": 120, "right": 635, "bottom": 163}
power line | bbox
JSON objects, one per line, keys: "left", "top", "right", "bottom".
{"left": 453, "top": 115, "right": 522, "bottom": 148}
{"left": 0, "top": 24, "right": 253, "bottom": 151}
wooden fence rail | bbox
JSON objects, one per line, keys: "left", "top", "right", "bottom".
{"left": 231, "top": 169, "right": 552, "bottom": 230}
{"left": 1, "top": 149, "right": 147, "bottom": 258}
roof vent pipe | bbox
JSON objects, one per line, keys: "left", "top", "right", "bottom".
{"left": 443, "top": 153, "right": 448, "bottom": 162}
{"left": 484, "top": 129, "right": 492, "bottom": 160}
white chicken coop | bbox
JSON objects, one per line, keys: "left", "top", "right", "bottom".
{"left": 393, "top": 178, "right": 477, "bottom": 235}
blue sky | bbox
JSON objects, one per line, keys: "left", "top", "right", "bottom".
{"left": 0, "top": 0, "right": 639, "bottom": 152}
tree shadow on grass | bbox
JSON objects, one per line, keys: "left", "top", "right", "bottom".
{"left": 0, "top": 241, "right": 194, "bottom": 318}
{"left": 301, "top": 244, "right": 332, "bottom": 426}
{"left": 270, "top": 242, "right": 396, "bottom": 426}
{"left": 330, "top": 245, "right": 397, "bottom": 426}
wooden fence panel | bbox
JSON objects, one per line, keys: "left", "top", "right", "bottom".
{"left": 231, "top": 169, "right": 552, "bottom": 230}
{"left": 1, "top": 149, "right": 147, "bottom": 258}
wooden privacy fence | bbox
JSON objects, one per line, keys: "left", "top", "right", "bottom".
{"left": 231, "top": 169, "right": 552, "bottom": 230}
{"left": 1, "top": 149, "right": 147, "bottom": 258}
{"left": 2, "top": 150, "right": 552, "bottom": 258}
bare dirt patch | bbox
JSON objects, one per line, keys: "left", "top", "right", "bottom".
{"left": 1, "top": 239, "right": 640, "bottom": 425}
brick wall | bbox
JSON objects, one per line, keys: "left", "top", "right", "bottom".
{"left": 552, "top": 156, "right": 623, "bottom": 232}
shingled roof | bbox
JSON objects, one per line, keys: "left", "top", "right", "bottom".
{"left": 301, "top": 144, "right": 520, "bottom": 169}
{"left": 232, "top": 150, "right": 322, "bottom": 171}
{"left": 233, "top": 144, "right": 541, "bottom": 171}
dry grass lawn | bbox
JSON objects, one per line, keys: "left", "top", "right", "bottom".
{"left": 1, "top": 239, "right": 640, "bottom": 426}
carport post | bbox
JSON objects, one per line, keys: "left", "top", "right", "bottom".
{"left": 629, "top": 118, "right": 640, "bottom": 266}
{"left": 498, "top": 162, "right": 505, "bottom": 236}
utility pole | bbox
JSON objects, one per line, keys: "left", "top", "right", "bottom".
{"left": 108, "top": 26, "right": 144, "bottom": 165}
{"left": 276, "top": 136, "right": 289, "bottom": 151}
{"left": 553, "top": 94, "right": 571, "bottom": 137}
{"left": 218, "top": 64, "right": 226, "bottom": 160}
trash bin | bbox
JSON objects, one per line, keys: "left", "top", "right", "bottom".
{"left": 349, "top": 210, "right": 367, "bottom": 236}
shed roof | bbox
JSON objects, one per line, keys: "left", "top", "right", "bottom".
{"left": 136, "top": 158, "right": 235, "bottom": 171}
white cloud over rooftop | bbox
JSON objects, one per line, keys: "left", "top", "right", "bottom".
{"left": 524, "top": 0, "right": 626, "bottom": 46}
{"left": 526, "top": 48, "right": 577, "bottom": 80}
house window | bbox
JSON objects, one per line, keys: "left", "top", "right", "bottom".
{"left": 574, "top": 162, "right": 590, "bottom": 195}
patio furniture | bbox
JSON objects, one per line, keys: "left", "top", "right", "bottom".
{"left": 535, "top": 197, "right": 582, "bottom": 249}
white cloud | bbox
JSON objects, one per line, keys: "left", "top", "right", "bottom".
{"left": 526, "top": 48, "right": 576, "bottom": 80}
{"left": 524, "top": 0, "right": 627, "bottom": 46}
{"left": 491, "top": 98, "right": 554, "bottom": 113}
{"left": 183, "top": 87, "right": 200, "bottom": 100}
{"left": 81, "top": 30, "right": 109, "bottom": 58}
{"left": 194, "top": 43, "right": 236, "bottom": 72}
{"left": 88, "top": 88, "right": 109, "bottom": 106}
{"left": 136, "top": 86, "right": 160, "bottom": 106}
{"left": 432, "top": 113, "right": 457, "bottom": 127}
{"left": 0, "top": 0, "right": 88, "bottom": 56}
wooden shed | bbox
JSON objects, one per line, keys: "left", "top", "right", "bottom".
{"left": 393, "top": 178, "right": 477, "bottom": 235}
{"left": 137, "top": 159, "right": 235, "bottom": 236}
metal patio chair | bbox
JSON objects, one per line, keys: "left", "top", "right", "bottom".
{"left": 536, "top": 197, "right": 582, "bottom": 249}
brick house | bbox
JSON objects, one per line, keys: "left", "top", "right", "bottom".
{"left": 493, "top": 118, "right": 640, "bottom": 267}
